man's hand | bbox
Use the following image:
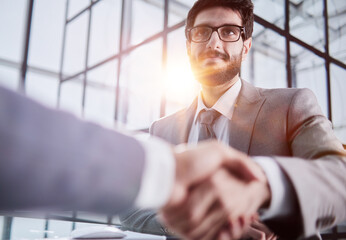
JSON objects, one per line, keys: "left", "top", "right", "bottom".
{"left": 159, "top": 141, "right": 272, "bottom": 239}
{"left": 165, "top": 141, "right": 265, "bottom": 207}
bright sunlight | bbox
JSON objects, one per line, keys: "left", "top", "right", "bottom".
{"left": 163, "top": 64, "right": 200, "bottom": 107}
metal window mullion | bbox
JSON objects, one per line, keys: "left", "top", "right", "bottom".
{"left": 81, "top": 0, "right": 93, "bottom": 117}
{"left": 71, "top": 211, "right": 77, "bottom": 230}
{"left": 254, "top": 15, "right": 346, "bottom": 70}
{"left": 60, "top": 19, "right": 185, "bottom": 84}
{"left": 323, "top": 0, "right": 332, "bottom": 121}
{"left": 1, "top": 216, "right": 13, "bottom": 240}
{"left": 66, "top": 0, "right": 101, "bottom": 24}
{"left": 57, "top": 0, "right": 70, "bottom": 107}
{"left": 19, "top": 0, "right": 34, "bottom": 93}
{"left": 160, "top": 0, "right": 169, "bottom": 118}
{"left": 114, "top": 0, "right": 127, "bottom": 123}
{"left": 285, "top": 0, "right": 293, "bottom": 88}
{"left": 44, "top": 218, "right": 49, "bottom": 238}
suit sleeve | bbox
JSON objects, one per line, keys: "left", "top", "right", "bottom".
{"left": 267, "top": 88, "right": 346, "bottom": 238}
{"left": 0, "top": 86, "right": 146, "bottom": 213}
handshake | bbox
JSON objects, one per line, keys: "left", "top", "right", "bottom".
{"left": 160, "top": 141, "right": 275, "bottom": 240}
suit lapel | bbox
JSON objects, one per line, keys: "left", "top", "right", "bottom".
{"left": 229, "top": 80, "right": 266, "bottom": 154}
{"left": 173, "top": 98, "right": 197, "bottom": 144}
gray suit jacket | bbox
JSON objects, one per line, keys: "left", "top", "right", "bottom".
{"left": 0, "top": 86, "right": 146, "bottom": 214}
{"left": 120, "top": 80, "right": 346, "bottom": 239}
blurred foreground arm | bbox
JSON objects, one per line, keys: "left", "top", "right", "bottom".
{"left": 0, "top": 86, "right": 147, "bottom": 212}
{"left": 0, "top": 86, "right": 237, "bottom": 216}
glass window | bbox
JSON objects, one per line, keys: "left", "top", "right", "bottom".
{"left": 328, "top": 0, "right": 346, "bottom": 64}
{"left": 59, "top": 78, "right": 84, "bottom": 117}
{"left": 130, "top": 0, "right": 163, "bottom": 45}
{"left": 166, "top": 27, "right": 199, "bottom": 116}
{"left": 87, "top": 59, "right": 117, "bottom": 88}
{"left": 0, "top": 65, "right": 20, "bottom": 90}
{"left": 28, "top": 0, "right": 66, "bottom": 72}
{"left": 174, "top": 0, "right": 196, "bottom": 7}
{"left": 290, "top": 0, "right": 325, "bottom": 52}
{"left": 11, "top": 217, "right": 46, "bottom": 239}
{"left": 252, "top": 20, "right": 265, "bottom": 37}
{"left": 62, "top": 11, "right": 89, "bottom": 77}
{"left": 0, "top": 0, "right": 26, "bottom": 62}
{"left": 84, "top": 85, "right": 116, "bottom": 127}
{"left": 331, "top": 63, "right": 346, "bottom": 143}
{"left": 243, "top": 24, "right": 287, "bottom": 88}
{"left": 168, "top": 1, "right": 190, "bottom": 27}
{"left": 253, "top": 0, "right": 285, "bottom": 29}
{"left": 25, "top": 70, "right": 59, "bottom": 108}
{"left": 85, "top": 61, "right": 117, "bottom": 126}
{"left": 291, "top": 42, "right": 328, "bottom": 117}
{"left": 68, "top": 0, "right": 90, "bottom": 19}
{"left": 118, "top": 39, "right": 162, "bottom": 130}
{"left": 46, "top": 219, "right": 73, "bottom": 238}
{"left": 88, "top": 0, "right": 121, "bottom": 66}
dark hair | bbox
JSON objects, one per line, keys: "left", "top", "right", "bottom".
{"left": 185, "top": 0, "right": 254, "bottom": 41}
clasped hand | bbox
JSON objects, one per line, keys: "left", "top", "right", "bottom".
{"left": 159, "top": 141, "right": 273, "bottom": 240}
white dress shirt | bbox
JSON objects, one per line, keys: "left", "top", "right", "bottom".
{"left": 134, "top": 135, "right": 175, "bottom": 209}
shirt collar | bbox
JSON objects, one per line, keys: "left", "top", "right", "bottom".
{"left": 195, "top": 78, "right": 242, "bottom": 123}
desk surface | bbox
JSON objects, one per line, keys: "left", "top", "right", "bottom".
{"left": 0, "top": 214, "right": 177, "bottom": 240}
{"left": 2, "top": 213, "right": 346, "bottom": 240}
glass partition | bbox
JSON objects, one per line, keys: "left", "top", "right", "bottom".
{"left": 328, "top": 0, "right": 346, "bottom": 63}
{"left": 243, "top": 23, "right": 287, "bottom": 89}
{"left": 88, "top": 0, "right": 121, "bottom": 66}
{"left": 291, "top": 42, "right": 328, "bottom": 116}
{"left": 118, "top": 38, "right": 162, "bottom": 130}
{"left": 290, "top": 0, "right": 325, "bottom": 52}
{"left": 253, "top": 0, "right": 285, "bottom": 29}
{"left": 331, "top": 63, "right": 346, "bottom": 143}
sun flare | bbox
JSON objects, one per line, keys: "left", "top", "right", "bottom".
{"left": 163, "top": 65, "right": 200, "bottom": 106}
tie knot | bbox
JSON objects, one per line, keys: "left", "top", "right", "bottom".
{"left": 198, "top": 109, "right": 221, "bottom": 125}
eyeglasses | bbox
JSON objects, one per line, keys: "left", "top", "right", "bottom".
{"left": 187, "top": 24, "right": 245, "bottom": 43}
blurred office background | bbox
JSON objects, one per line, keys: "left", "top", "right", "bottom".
{"left": 0, "top": 0, "right": 345, "bottom": 239}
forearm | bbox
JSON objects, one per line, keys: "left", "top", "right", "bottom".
{"left": 0, "top": 86, "right": 146, "bottom": 212}
{"left": 273, "top": 154, "right": 346, "bottom": 237}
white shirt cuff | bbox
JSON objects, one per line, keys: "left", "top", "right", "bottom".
{"left": 134, "top": 135, "right": 175, "bottom": 209}
{"left": 253, "top": 157, "right": 294, "bottom": 220}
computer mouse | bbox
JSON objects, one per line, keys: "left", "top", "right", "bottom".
{"left": 70, "top": 225, "right": 126, "bottom": 239}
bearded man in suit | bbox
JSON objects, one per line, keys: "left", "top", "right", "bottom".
{"left": 120, "top": 0, "right": 346, "bottom": 239}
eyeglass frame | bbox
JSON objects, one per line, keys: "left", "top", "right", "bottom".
{"left": 186, "top": 24, "right": 246, "bottom": 43}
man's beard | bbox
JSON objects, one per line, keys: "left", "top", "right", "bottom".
{"left": 190, "top": 49, "right": 242, "bottom": 87}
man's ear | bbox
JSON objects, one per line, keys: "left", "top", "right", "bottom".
{"left": 186, "top": 40, "right": 191, "bottom": 56}
{"left": 241, "top": 37, "right": 252, "bottom": 61}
